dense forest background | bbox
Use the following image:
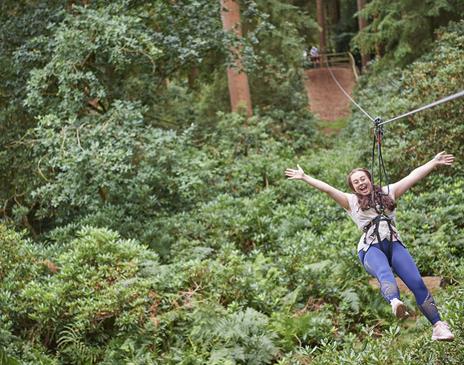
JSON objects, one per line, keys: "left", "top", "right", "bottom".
{"left": 0, "top": 0, "right": 463, "bottom": 364}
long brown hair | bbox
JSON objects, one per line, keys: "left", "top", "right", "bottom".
{"left": 347, "top": 168, "right": 396, "bottom": 211}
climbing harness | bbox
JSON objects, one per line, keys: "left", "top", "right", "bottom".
{"left": 362, "top": 215, "right": 396, "bottom": 266}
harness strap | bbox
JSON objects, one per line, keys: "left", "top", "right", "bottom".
{"left": 385, "top": 219, "right": 395, "bottom": 266}
{"left": 363, "top": 215, "right": 396, "bottom": 267}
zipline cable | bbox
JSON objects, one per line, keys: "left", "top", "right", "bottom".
{"left": 379, "top": 90, "right": 464, "bottom": 126}
{"left": 322, "top": 57, "right": 376, "bottom": 122}
{"left": 319, "top": 58, "right": 463, "bottom": 201}
{"left": 319, "top": 55, "right": 464, "bottom": 126}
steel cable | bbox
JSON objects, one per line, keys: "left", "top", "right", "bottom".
{"left": 379, "top": 90, "right": 464, "bottom": 126}
{"left": 322, "top": 58, "right": 376, "bottom": 122}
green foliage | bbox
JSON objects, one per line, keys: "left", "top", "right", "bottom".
{"left": 0, "top": 348, "right": 21, "bottom": 365}
{"left": 279, "top": 284, "right": 464, "bottom": 364}
{"left": 0, "top": 0, "right": 318, "bottom": 239}
{"left": 331, "top": 0, "right": 360, "bottom": 52}
{"left": 395, "top": 177, "right": 464, "bottom": 278}
{"left": 245, "top": 0, "right": 318, "bottom": 111}
{"left": 0, "top": 1, "right": 463, "bottom": 364}
{"left": 271, "top": 310, "right": 333, "bottom": 351}
{"left": 0, "top": 225, "right": 164, "bottom": 363}
{"left": 387, "top": 21, "right": 464, "bottom": 175}
{"left": 28, "top": 109, "right": 315, "bottom": 252}
{"left": 209, "top": 308, "right": 278, "bottom": 365}
{"left": 23, "top": 4, "right": 161, "bottom": 117}
{"left": 19, "top": 1, "right": 230, "bottom": 120}
{"left": 353, "top": 0, "right": 464, "bottom": 66}
{"left": 30, "top": 101, "right": 214, "bottom": 226}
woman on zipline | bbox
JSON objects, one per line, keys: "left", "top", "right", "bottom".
{"left": 285, "top": 151, "right": 455, "bottom": 341}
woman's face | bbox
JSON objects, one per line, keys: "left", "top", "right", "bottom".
{"left": 350, "top": 171, "right": 372, "bottom": 195}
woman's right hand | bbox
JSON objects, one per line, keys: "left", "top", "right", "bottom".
{"left": 285, "top": 164, "right": 306, "bottom": 180}
{"left": 432, "top": 151, "right": 454, "bottom": 166}
{"left": 285, "top": 164, "right": 350, "bottom": 209}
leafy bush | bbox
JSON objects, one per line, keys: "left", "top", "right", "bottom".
{"left": 0, "top": 225, "right": 164, "bottom": 363}
{"left": 0, "top": 2, "right": 463, "bottom": 365}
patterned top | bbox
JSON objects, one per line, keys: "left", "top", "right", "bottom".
{"left": 345, "top": 186, "right": 401, "bottom": 252}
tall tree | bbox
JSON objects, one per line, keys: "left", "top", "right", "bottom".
{"left": 316, "top": 0, "right": 327, "bottom": 52}
{"left": 220, "top": 0, "right": 253, "bottom": 117}
{"left": 356, "top": 0, "right": 369, "bottom": 69}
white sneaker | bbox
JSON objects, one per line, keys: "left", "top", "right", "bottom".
{"left": 390, "top": 298, "right": 409, "bottom": 319}
{"left": 432, "top": 321, "right": 454, "bottom": 341}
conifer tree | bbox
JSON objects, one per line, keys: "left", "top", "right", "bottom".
{"left": 353, "top": 0, "right": 464, "bottom": 66}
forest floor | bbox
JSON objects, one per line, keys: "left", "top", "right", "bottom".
{"left": 304, "top": 66, "right": 356, "bottom": 133}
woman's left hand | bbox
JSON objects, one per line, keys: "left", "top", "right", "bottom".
{"left": 433, "top": 151, "right": 454, "bottom": 166}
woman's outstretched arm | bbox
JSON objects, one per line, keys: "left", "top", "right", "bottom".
{"left": 390, "top": 151, "right": 454, "bottom": 200}
{"left": 285, "top": 164, "right": 350, "bottom": 210}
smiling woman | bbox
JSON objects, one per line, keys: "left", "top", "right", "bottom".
{"left": 347, "top": 168, "right": 396, "bottom": 211}
{"left": 284, "top": 151, "right": 455, "bottom": 341}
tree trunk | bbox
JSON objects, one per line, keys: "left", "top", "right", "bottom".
{"left": 220, "top": 0, "right": 252, "bottom": 117}
{"left": 373, "top": 14, "right": 383, "bottom": 59}
{"left": 356, "top": 0, "right": 370, "bottom": 70}
{"left": 188, "top": 66, "right": 199, "bottom": 89}
{"left": 316, "top": 0, "right": 327, "bottom": 53}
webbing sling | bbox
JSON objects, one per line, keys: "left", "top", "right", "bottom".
{"left": 366, "top": 119, "right": 396, "bottom": 266}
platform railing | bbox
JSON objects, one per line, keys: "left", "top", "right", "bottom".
{"left": 307, "top": 52, "right": 359, "bottom": 81}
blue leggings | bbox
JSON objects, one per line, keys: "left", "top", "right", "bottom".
{"left": 358, "top": 239, "right": 440, "bottom": 325}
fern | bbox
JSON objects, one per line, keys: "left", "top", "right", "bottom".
{"left": 341, "top": 288, "right": 360, "bottom": 313}
{"left": 0, "top": 348, "right": 20, "bottom": 365}
{"left": 209, "top": 308, "right": 278, "bottom": 365}
{"left": 57, "top": 325, "right": 101, "bottom": 364}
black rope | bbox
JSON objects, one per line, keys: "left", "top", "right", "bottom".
{"left": 368, "top": 90, "right": 464, "bottom": 203}
{"left": 370, "top": 117, "right": 390, "bottom": 214}
{"left": 369, "top": 118, "right": 395, "bottom": 266}
{"left": 370, "top": 124, "right": 377, "bottom": 208}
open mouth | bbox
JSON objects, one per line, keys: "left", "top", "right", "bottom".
{"left": 358, "top": 184, "right": 369, "bottom": 194}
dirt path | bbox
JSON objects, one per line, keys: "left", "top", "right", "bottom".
{"left": 304, "top": 66, "right": 356, "bottom": 122}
